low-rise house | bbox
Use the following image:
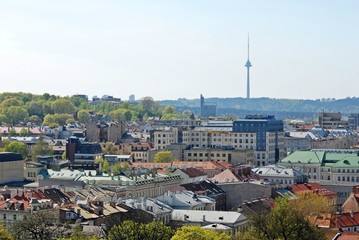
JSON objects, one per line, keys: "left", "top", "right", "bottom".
{"left": 252, "top": 164, "right": 307, "bottom": 186}
{"left": 341, "top": 186, "right": 359, "bottom": 213}
{"left": 171, "top": 209, "right": 247, "bottom": 233}
{"left": 0, "top": 193, "right": 57, "bottom": 226}
{"left": 156, "top": 190, "right": 215, "bottom": 211}
{"left": 181, "top": 180, "right": 226, "bottom": 211}
{"left": 118, "top": 197, "right": 172, "bottom": 224}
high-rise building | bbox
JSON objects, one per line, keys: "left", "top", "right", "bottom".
{"left": 200, "top": 94, "right": 217, "bottom": 118}
{"left": 233, "top": 115, "right": 285, "bottom": 166}
{"left": 349, "top": 113, "right": 359, "bottom": 130}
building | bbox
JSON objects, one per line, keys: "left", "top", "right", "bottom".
{"left": 233, "top": 115, "right": 285, "bottom": 166}
{"left": 280, "top": 149, "right": 359, "bottom": 204}
{"left": 24, "top": 161, "right": 46, "bottom": 181}
{"left": 349, "top": 113, "right": 359, "bottom": 130}
{"left": 156, "top": 190, "right": 216, "bottom": 211}
{"left": 319, "top": 112, "right": 349, "bottom": 129}
{"left": 66, "top": 137, "right": 103, "bottom": 163}
{"left": 86, "top": 121, "right": 125, "bottom": 143}
{"left": 152, "top": 128, "right": 179, "bottom": 150}
{"left": 291, "top": 183, "right": 338, "bottom": 209}
{"left": 172, "top": 168, "right": 208, "bottom": 184}
{"left": 200, "top": 94, "right": 217, "bottom": 118}
{"left": 171, "top": 209, "right": 247, "bottom": 233}
{"left": 0, "top": 152, "right": 24, "bottom": 184}
{"left": 252, "top": 165, "right": 306, "bottom": 186}
{"left": 181, "top": 180, "right": 227, "bottom": 211}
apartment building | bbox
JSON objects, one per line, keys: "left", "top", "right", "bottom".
{"left": 233, "top": 115, "right": 285, "bottom": 166}
{"left": 153, "top": 128, "right": 179, "bottom": 150}
{"left": 318, "top": 112, "right": 349, "bottom": 129}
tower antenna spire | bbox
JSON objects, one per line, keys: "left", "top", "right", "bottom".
{"left": 245, "top": 33, "right": 252, "bottom": 99}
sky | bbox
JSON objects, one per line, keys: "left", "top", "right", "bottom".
{"left": 0, "top": 1, "right": 358, "bottom": 101}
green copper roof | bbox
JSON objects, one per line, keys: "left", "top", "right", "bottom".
{"left": 281, "top": 150, "right": 359, "bottom": 168}
{"left": 329, "top": 156, "right": 359, "bottom": 168}
{"left": 280, "top": 151, "right": 323, "bottom": 164}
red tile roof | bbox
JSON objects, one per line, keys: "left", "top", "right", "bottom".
{"left": 291, "top": 183, "right": 336, "bottom": 196}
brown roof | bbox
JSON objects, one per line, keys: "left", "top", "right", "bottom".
{"left": 342, "top": 193, "right": 359, "bottom": 213}
{"left": 210, "top": 168, "right": 260, "bottom": 183}
{"left": 180, "top": 168, "right": 207, "bottom": 178}
{"left": 291, "top": 183, "right": 336, "bottom": 196}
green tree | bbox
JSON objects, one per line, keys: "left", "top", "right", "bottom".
{"left": 0, "top": 97, "right": 23, "bottom": 108}
{"left": 108, "top": 220, "right": 173, "bottom": 240}
{"left": 102, "top": 142, "right": 118, "bottom": 155}
{"left": 123, "top": 110, "right": 133, "bottom": 121}
{"left": 240, "top": 196, "right": 326, "bottom": 240}
{"left": 109, "top": 109, "right": 123, "bottom": 122}
{"left": 154, "top": 151, "right": 174, "bottom": 163}
{"left": 171, "top": 226, "right": 230, "bottom": 240}
{"left": 111, "top": 162, "right": 130, "bottom": 175}
{"left": 162, "top": 106, "right": 176, "bottom": 115}
{"left": 140, "top": 96, "right": 155, "bottom": 112}
{"left": 31, "top": 140, "right": 53, "bottom": 161}
{"left": 9, "top": 212, "right": 61, "bottom": 240}
{"left": 19, "top": 128, "right": 31, "bottom": 137}
{"left": 4, "top": 142, "right": 28, "bottom": 159}
{"left": 3, "top": 106, "right": 28, "bottom": 125}
{"left": 0, "top": 222, "right": 14, "bottom": 240}
{"left": 51, "top": 99, "right": 75, "bottom": 114}
{"left": 77, "top": 110, "right": 91, "bottom": 124}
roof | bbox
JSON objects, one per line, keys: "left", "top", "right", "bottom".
{"left": 202, "top": 223, "right": 232, "bottom": 230}
{"left": 280, "top": 151, "right": 324, "bottom": 164}
{"left": 291, "top": 183, "right": 336, "bottom": 196}
{"left": 0, "top": 152, "right": 23, "bottom": 162}
{"left": 181, "top": 180, "right": 225, "bottom": 196}
{"left": 179, "top": 168, "right": 207, "bottom": 178}
{"left": 171, "top": 209, "right": 247, "bottom": 225}
{"left": 342, "top": 193, "right": 359, "bottom": 213}
{"left": 210, "top": 168, "right": 260, "bottom": 183}
{"left": 253, "top": 165, "right": 304, "bottom": 178}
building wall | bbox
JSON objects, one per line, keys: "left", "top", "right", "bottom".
{"left": 108, "top": 122, "right": 125, "bottom": 142}
{"left": 217, "top": 182, "right": 272, "bottom": 210}
{"left": 0, "top": 160, "right": 24, "bottom": 184}
{"left": 153, "top": 129, "right": 178, "bottom": 150}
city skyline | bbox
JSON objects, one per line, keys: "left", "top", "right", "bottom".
{"left": 1, "top": 1, "right": 358, "bottom": 101}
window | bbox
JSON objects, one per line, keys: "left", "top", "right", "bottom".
{"left": 338, "top": 176, "right": 340, "bottom": 181}
{"left": 3, "top": 214, "right": 6, "bottom": 220}
{"left": 13, "top": 215, "right": 16, "bottom": 220}
{"left": 188, "top": 153, "right": 192, "bottom": 157}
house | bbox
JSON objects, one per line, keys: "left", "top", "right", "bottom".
{"left": 210, "top": 167, "right": 260, "bottom": 183}
{"left": 171, "top": 209, "right": 247, "bottom": 234}
{"left": 0, "top": 192, "right": 57, "bottom": 226}
{"left": 118, "top": 197, "right": 172, "bottom": 224}
{"left": 181, "top": 180, "right": 226, "bottom": 211}
{"left": 156, "top": 190, "right": 216, "bottom": 211}
{"left": 252, "top": 164, "right": 307, "bottom": 186}
{"left": 342, "top": 186, "right": 359, "bottom": 213}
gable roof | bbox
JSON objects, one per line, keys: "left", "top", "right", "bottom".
{"left": 179, "top": 168, "right": 207, "bottom": 178}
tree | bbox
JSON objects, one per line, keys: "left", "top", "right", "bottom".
{"left": 154, "top": 151, "right": 174, "bottom": 163}
{"left": 9, "top": 212, "right": 61, "bottom": 240}
{"left": 4, "top": 142, "right": 28, "bottom": 159}
{"left": 0, "top": 223, "right": 13, "bottom": 240}
{"left": 51, "top": 99, "right": 75, "bottom": 114}
{"left": 171, "top": 226, "right": 230, "bottom": 240}
{"left": 108, "top": 220, "right": 173, "bottom": 240}
{"left": 140, "top": 97, "right": 155, "bottom": 112}
{"left": 102, "top": 142, "right": 118, "bottom": 155}
{"left": 95, "top": 157, "right": 110, "bottom": 174}
{"left": 3, "top": 106, "right": 28, "bottom": 125}
{"left": 111, "top": 162, "right": 130, "bottom": 175}
{"left": 31, "top": 140, "right": 53, "bottom": 161}
{"left": 77, "top": 110, "right": 90, "bottom": 124}
{"left": 123, "top": 110, "right": 133, "bottom": 121}
{"left": 288, "top": 192, "right": 334, "bottom": 217}
{"left": 162, "top": 106, "right": 176, "bottom": 115}
{"left": 240, "top": 196, "right": 326, "bottom": 240}
{"left": 19, "top": 128, "right": 31, "bottom": 137}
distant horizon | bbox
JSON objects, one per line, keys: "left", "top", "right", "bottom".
{"left": 0, "top": 91, "right": 356, "bottom": 102}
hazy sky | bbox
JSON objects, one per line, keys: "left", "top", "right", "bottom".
{"left": 1, "top": 1, "right": 358, "bottom": 101}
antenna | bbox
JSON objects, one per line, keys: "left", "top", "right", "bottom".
{"left": 245, "top": 33, "right": 252, "bottom": 99}
{"left": 247, "top": 32, "right": 250, "bottom": 60}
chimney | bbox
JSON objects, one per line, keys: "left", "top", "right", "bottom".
{"left": 350, "top": 211, "right": 354, "bottom": 218}
{"left": 76, "top": 208, "right": 81, "bottom": 216}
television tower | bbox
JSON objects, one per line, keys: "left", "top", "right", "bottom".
{"left": 245, "top": 33, "right": 252, "bottom": 99}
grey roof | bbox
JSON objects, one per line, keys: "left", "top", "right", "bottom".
{"left": 171, "top": 209, "right": 247, "bottom": 225}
